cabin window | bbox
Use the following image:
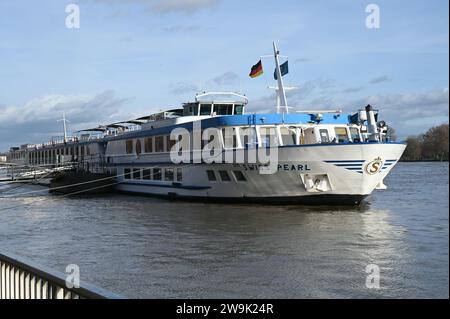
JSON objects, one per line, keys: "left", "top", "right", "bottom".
{"left": 280, "top": 127, "right": 296, "bottom": 145}
{"left": 184, "top": 103, "right": 199, "bottom": 116}
{"left": 126, "top": 140, "right": 133, "bottom": 154}
{"left": 219, "top": 170, "right": 231, "bottom": 181}
{"left": 191, "top": 104, "right": 199, "bottom": 116}
{"left": 319, "top": 129, "right": 330, "bottom": 143}
{"left": 350, "top": 127, "right": 361, "bottom": 142}
{"left": 143, "top": 168, "right": 151, "bottom": 180}
{"left": 135, "top": 139, "right": 142, "bottom": 155}
{"left": 232, "top": 170, "right": 247, "bottom": 182}
{"left": 155, "top": 136, "right": 164, "bottom": 152}
{"left": 199, "top": 104, "right": 212, "bottom": 116}
{"left": 176, "top": 168, "right": 182, "bottom": 181}
{"left": 86, "top": 145, "right": 91, "bottom": 156}
{"left": 124, "top": 168, "right": 131, "bottom": 179}
{"left": 222, "top": 128, "right": 237, "bottom": 148}
{"left": 213, "top": 104, "right": 233, "bottom": 115}
{"left": 144, "top": 137, "right": 153, "bottom": 153}
{"left": 334, "top": 127, "right": 349, "bottom": 143}
{"left": 164, "top": 168, "right": 174, "bottom": 181}
{"left": 206, "top": 170, "right": 217, "bottom": 181}
{"left": 133, "top": 168, "right": 141, "bottom": 179}
{"left": 81, "top": 146, "right": 85, "bottom": 156}
{"left": 234, "top": 105, "right": 244, "bottom": 115}
{"left": 153, "top": 168, "right": 162, "bottom": 180}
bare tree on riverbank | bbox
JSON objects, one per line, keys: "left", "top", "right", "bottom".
{"left": 401, "top": 124, "right": 449, "bottom": 161}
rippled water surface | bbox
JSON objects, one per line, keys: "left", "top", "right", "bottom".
{"left": 0, "top": 162, "right": 448, "bottom": 298}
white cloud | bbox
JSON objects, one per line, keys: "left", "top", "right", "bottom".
{"left": 352, "top": 88, "right": 449, "bottom": 137}
{"left": 0, "top": 91, "right": 130, "bottom": 151}
{"left": 0, "top": 91, "right": 128, "bottom": 125}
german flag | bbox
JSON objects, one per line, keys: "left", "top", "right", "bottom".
{"left": 249, "top": 60, "right": 263, "bottom": 78}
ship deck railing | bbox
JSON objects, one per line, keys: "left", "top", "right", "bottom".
{"left": 0, "top": 251, "right": 124, "bottom": 299}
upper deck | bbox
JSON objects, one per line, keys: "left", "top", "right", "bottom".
{"left": 5, "top": 90, "right": 385, "bottom": 163}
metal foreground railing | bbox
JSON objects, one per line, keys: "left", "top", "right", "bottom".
{"left": 0, "top": 251, "right": 124, "bottom": 299}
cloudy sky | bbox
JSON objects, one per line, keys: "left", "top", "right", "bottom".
{"left": 0, "top": 0, "right": 448, "bottom": 151}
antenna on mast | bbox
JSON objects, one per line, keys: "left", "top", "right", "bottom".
{"left": 273, "top": 41, "right": 289, "bottom": 114}
{"left": 57, "top": 113, "right": 70, "bottom": 143}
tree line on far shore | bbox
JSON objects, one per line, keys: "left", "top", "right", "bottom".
{"left": 401, "top": 124, "right": 449, "bottom": 161}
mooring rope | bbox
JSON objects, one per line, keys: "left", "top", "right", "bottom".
{"left": 0, "top": 170, "right": 56, "bottom": 194}
{"left": 0, "top": 180, "right": 124, "bottom": 212}
{"left": 0, "top": 162, "right": 192, "bottom": 212}
{"left": 0, "top": 169, "right": 129, "bottom": 198}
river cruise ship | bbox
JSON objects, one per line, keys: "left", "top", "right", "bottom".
{"left": 5, "top": 43, "right": 406, "bottom": 204}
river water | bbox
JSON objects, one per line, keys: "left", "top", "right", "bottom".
{"left": 0, "top": 162, "right": 448, "bottom": 298}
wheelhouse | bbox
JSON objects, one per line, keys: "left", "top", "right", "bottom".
{"left": 182, "top": 92, "right": 247, "bottom": 116}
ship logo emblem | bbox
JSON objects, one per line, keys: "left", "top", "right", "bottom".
{"left": 364, "top": 157, "right": 383, "bottom": 175}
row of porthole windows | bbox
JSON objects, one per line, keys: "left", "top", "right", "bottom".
{"left": 123, "top": 167, "right": 182, "bottom": 182}
{"left": 206, "top": 169, "right": 247, "bottom": 182}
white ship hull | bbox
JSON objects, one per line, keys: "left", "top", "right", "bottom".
{"left": 113, "top": 142, "right": 406, "bottom": 205}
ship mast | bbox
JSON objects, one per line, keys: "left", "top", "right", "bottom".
{"left": 57, "top": 113, "right": 70, "bottom": 143}
{"left": 273, "top": 41, "right": 288, "bottom": 114}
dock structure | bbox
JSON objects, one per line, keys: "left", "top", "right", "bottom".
{"left": 0, "top": 162, "right": 75, "bottom": 183}
{"left": 0, "top": 251, "right": 124, "bottom": 299}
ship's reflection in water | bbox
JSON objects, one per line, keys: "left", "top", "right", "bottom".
{"left": 0, "top": 162, "right": 448, "bottom": 298}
